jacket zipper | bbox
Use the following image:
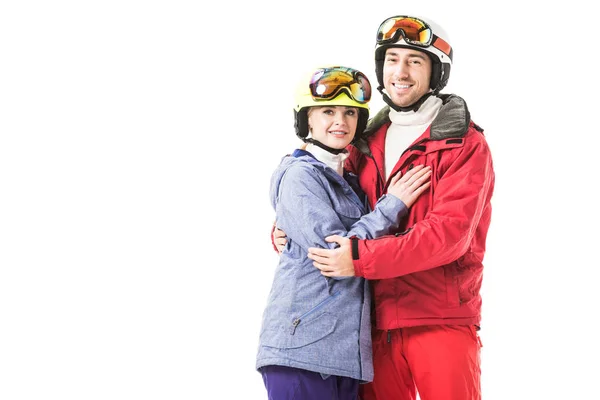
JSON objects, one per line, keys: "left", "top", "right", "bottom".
{"left": 290, "top": 291, "right": 341, "bottom": 335}
{"left": 369, "top": 155, "right": 386, "bottom": 198}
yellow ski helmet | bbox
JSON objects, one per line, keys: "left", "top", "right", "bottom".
{"left": 294, "top": 66, "right": 371, "bottom": 143}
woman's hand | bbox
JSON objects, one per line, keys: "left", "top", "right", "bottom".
{"left": 387, "top": 165, "right": 431, "bottom": 208}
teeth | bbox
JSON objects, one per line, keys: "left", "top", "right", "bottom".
{"left": 396, "top": 84, "right": 410, "bottom": 89}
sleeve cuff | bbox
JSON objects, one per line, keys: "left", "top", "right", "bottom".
{"left": 351, "top": 238, "right": 367, "bottom": 277}
{"left": 353, "top": 258, "right": 365, "bottom": 278}
{"left": 351, "top": 237, "right": 359, "bottom": 260}
{"left": 380, "top": 193, "right": 408, "bottom": 218}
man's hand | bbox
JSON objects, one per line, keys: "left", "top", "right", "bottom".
{"left": 273, "top": 226, "right": 287, "bottom": 253}
{"left": 307, "top": 235, "right": 355, "bottom": 277}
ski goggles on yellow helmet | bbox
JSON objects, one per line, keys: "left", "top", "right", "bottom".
{"left": 309, "top": 67, "right": 372, "bottom": 104}
{"left": 376, "top": 16, "right": 451, "bottom": 58}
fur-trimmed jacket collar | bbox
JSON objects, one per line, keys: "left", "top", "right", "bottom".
{"left": 354, "top": 94, "right": 472, "bottom": 156}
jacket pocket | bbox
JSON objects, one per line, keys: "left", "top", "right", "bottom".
{"left": 262, "top": 312, "right": 337, "bottom": 349}
{"left": 262, "top": 292, "right": 341, "bottom": 349}
{"left": 444, "top": 263, "right": 461, "bottom": 308}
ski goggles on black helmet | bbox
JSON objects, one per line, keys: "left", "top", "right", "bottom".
{"left": 376, "top": 16, "right": 451, "bottom": 58}
{"left": 309, "top": 66, "right": 372, "bottom": 104}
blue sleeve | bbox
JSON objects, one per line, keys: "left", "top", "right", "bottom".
{"left": 275, "top": 164, "right": 407, "bottom": 252}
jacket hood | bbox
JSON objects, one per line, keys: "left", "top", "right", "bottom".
{"left": 270, "top": 151, "right": 347, "bottom": 210}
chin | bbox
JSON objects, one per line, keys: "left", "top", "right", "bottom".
{"left": 326, "top": 138, "right": 351, "bottom": 148}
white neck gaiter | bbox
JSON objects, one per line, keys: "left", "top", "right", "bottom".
{"left": 384, "top": 95, "right": 443, "bottom": 179}
{"left": 305, "top": 143, "right": 348, "bottom": 176}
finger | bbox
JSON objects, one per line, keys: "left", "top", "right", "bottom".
{"left": 320, "top": 270, "right": 336, "bottom": 278}
{"left": 307, "top": 252, "right": 331, "bottom": 265}
{"left": 390, "top": 171, "right": 402, "bottom": 185}
{"left": 410, "top": 170, "right": 432, "bottom": 187}
{"left": 419, "top": 181, "right": 431, "bottom": 191}
{"left": 410, "top": 181, "right": 431, "bottom": 197}
{"left": 398, "top": 165, "right": 425, "bottom": 183}
{"left": 308, "top": 247, "right": 332, "bottom": 258}
{"left": 404, "top": 166, "right": 431, "bottom": 186}
{"left": 312, "top": 261, "right": 334, "bottom": 273}
{"left": 324, "top": 235, "right": 343, "bottom": 244}
{"left": 403, "top": 180, "right": 431, "bottom": 206}
{"left": 406, "top": 165, "right": 430, "bottom": 182}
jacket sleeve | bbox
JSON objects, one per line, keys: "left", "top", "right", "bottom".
{"left": 276, "top": 164, "right": 407, "bottom": 252}
{"left": 353, "top": 135, "right": 494, "bottom": 279}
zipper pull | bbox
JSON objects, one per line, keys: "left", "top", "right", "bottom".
{"left": 290, "top": 318, "right": 301, "bottom": 335}
{"left": 387, "top": 330, "right": 391, "bottom": 343}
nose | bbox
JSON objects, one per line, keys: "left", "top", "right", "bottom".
{"left": 392, "top": 62, "right": 409, "bottom": 80}
{"left": 333, "top": 111, "right": 347, "bottom": 126}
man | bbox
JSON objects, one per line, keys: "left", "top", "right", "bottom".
{"left": 274, "top": 15, "right": 494, "bottom": 400}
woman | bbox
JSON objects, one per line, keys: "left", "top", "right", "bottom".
{"left": 256, "top": 66, "right": 431, "bottom": 400}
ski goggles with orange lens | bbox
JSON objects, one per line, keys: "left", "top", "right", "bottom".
{"left": 309, "top": 67, "right": 372, "bottom": 104}
{"left": 376, "top": 16, "right": 452, "bottom": 58}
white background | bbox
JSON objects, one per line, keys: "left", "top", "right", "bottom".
{"left": 1, "top": 1, "right": 598, "bottom": 399}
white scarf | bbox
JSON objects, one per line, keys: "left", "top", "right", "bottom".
{"left": 384, "top": 95, "right": 443, "bottom": 179}
{"left": 305, "top": 143, "right": 348, "bottom": 176}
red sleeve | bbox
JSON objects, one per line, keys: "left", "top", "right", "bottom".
{"left": 344, "top": 145, "right": 360, "bottom": 175}
{"left": 353, "top": 133, "right": 494, "bottom": 279}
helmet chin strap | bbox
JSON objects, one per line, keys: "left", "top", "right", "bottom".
{"left": 378, "top": 86, "right": 433, "bottom": 112}
{"left": 303, "top": 138, "right": 347, "bottom": 155}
